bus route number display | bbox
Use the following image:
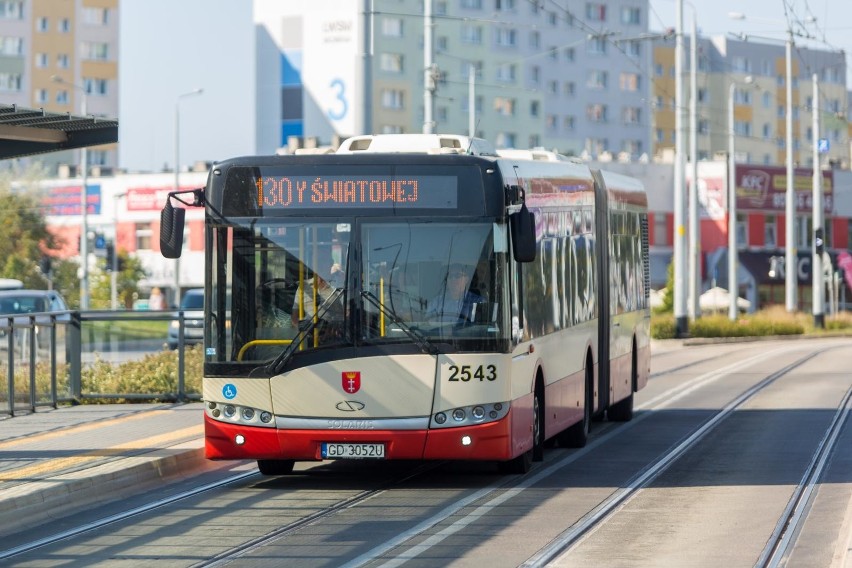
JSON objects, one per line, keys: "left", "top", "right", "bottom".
{"left": 256, "top": 174, "right": 458, "bottom": 210}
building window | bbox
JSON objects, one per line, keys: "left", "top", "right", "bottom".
{"left": 587, "top": 37, "right": 607, "bottom": 54}
{"left": 35, "top": 52, "right": 48, "bottom": 67}
{"left": 587, "top": 70, "right": 607, "bottom": 89}
{"left": 736, "top": 214, "right": 747, "bottom": 248}
{"left": 529, "top": 30, "right": 539, "bottom": 49}
{"left": 82, "top": 42, "right": 109, "bottom": 60}
{"left": 382, "top": 17, "right": 403, "bottom": 37}
{"left": 380, "top": 89, "right": 404, "bottom": 109}
{"left": 563, "top": 81, "right": 575, "bottom": 96}
{"left": 0, "top": 1, "right": 23, "bottom": 19}
{"left": 622, "top": 107, "right": 641, "bottom": 125}
{"left": 0, "top": 72, "right": 21, "bottom": 91}
{"left": 36, "top": 16, "right": 48, "bottom": 31}
{"left": 379, "top": 53, "right": 403, "bottom": 73}
{"left": 0, "top": 36, "right": 22, "bottom": 55}
{"left": 732, "top": 56, "right": 751, "bottom": 73}
{"left": 530, "top": 100, "right": 540, "bottom": 117}
{"left": 82, "top": 7, "right": 109, "bottom": 25}
{"left": 585, "top": 3, "right": 606, "bottom": 21}
{"left": 587, "top": 104, "right": 608, "bottom": 123}
{"left": 462, "top": 24, "right": 482, "bottom": 44}
{"left": 621, "top": 6, "right": 640, "bottom": 24}
{"left": 55, "top": 89, "right": 68, "bottom": 103}
{"left": 619, "top": 72, "right": 640, "bottom": 91}
{"left": 495, "top": 0, "right": 516, "bottom": 11}
{"left": 496, "top": 63, "right": 516, "bottom": 82}
{"left": 546, "top": 114, "right": 557, "bottom": 131}
{"left": 626, "top": 40, "right": 641, "bottom": 58}
{"left": 135, "top": 223, "right": 152, "bottom": 251}
{"left": 529, "top": 134, "right": 540, "bottom": 148}
{"left": 58, "top": 18, "right": 71, "bottom": 32}
{"left": 564, "top": 47, "right": 575, "bottom": 61}
{"left": 380, "top": 124, "right": 404, "bottom": 134}
{"left": 622, "top": 139, "right": 642, "bottom": 155}
{"left": 495, "top": 132, "right": 516, "bottom": 148}
{"left": 734, "top": 120, "right": 751, "bottom": 136}
{"left": 461, "top": 0, "right": 482, "bottom": 8}
{"left": 496, "top": 28, "right": 517, "bottom": 47}
{"left": 56, "top": 54, "right": 69, "bottom": 68}
{"left": 83, "top": 77, "right": 108, "bottom": 96}
{"left": 34, "top": 89, "right": 47, "bottom": 104}
{"left": 564, "top": 116, "right": 575, "bottom": 130}
{"left": 530, "top": 65, "right": 540, "bottom": 84}
{"left": 493, "top": 97, "right": 516, "bottom": 116}
{"left": 653, "top": 214, "right": 668, "bottom": 246}
{"left": 765, "top": 215, "right": 777, "bottom": 248}
{"left": 461, "top": 95, "right": 483, "bottom": 113}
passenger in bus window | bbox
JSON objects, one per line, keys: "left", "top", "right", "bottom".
{"left": 426, "top": 263, "right": 484, "bottom": 323}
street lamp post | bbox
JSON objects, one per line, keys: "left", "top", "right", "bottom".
{"left": 174, "top": 88, "right": 203, "bottom": 308}
{"left": 728, "top": 13, "right": 797, "bottom": 312}
{"left": 728, "top": 76, "right": 752, "bottom": 320}
{"left": 52, "top": 75, "right": 90, "bottom": 309}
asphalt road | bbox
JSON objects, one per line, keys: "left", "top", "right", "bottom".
{"left": 2, "top": 337, "right": 850, "bottom": 567}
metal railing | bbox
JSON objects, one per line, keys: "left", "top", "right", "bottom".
{"left": 0, "top": 309, "right": 201, "bottom": 417}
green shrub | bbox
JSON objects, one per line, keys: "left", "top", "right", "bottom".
{"left": 81, "top": 345, "right": 203, "bottom": 402}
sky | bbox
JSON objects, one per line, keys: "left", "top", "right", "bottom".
{"left": 117, "top": 1, "right": 852, "bottom": 174}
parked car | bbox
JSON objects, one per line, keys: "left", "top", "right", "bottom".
{"left": 0, "top": 289, "right": 70, "bottom": 348}
{"left": 168, "top": 288, "right": 204, "bottom": 349}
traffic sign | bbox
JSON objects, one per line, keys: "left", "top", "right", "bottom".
{"left": 818, "top": 138, "right": 829, "bottom": 153}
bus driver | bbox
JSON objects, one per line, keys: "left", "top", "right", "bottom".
{"left": 426, "top": 263, "right": 484, "bottom": 324}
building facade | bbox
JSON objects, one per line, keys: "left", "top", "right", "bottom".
{"left": 0, "top": 0, "right": 119, "bottom": 173}
{"left": 652, "top": 34, "right": 849, "bottom": 169}
{"left": 254, "top": 0, "right": 653, "bottom": 160}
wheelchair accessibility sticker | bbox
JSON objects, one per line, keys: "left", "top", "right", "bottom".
{"left": 222, "top": 384, "right": 237, "bottom": 400}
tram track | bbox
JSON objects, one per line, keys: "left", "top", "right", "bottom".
{"left": 2, "top": 341, "right": 847, "bottom": 567}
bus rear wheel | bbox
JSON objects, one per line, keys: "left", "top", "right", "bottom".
{"left": 257, "top": 459, "right": 295, "bottom": 475}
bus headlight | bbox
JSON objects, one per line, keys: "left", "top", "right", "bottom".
{"left": 260, "top": 411, "right": 273, "bottom": 423}
{"left": 224, "top": 405, "right": 236, "bottom": 418}
{"left": 241, "top": 407, "right": 255, "bottom": 421}
{"left": 430, "top": 402, "right": 510, "bottom": 429}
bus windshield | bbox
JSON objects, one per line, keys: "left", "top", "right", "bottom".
{"left": 207, "top": 218, "right": 509, "bottom": 367}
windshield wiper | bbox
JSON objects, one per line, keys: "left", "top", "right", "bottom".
{"left": 264, "top": 288, "right": 346, "bottom": 376}
{"left": 361, "top": 290, "right": 438, "bottom": 355}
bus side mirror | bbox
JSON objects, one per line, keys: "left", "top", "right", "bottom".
{"left": 510, "top": 205, "right": 536, "bottom": 263}
{"left": 160, "top": 199, "right": 186, "bottom": 259}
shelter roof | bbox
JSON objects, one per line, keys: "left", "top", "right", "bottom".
{"left": 0, "top": 103, "right": 118, "bottom": 159}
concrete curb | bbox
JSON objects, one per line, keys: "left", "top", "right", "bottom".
{"left": 0, "top": 439, "right": 206, "bottom": 535}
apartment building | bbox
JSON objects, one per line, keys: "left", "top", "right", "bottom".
{"left": 652, "top": 34, "right": 848, "bottom": 169}
{"left": 0, "top": 0, "right": 119, "bottom": 173}
{"left": 254, "top": 0, "right": 652, "bottom": 160}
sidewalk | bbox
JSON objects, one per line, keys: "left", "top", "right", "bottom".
{"left": 0, "top": 402, "right": 208, "bottom": 535}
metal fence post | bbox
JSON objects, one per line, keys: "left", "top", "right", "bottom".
{"left": 5, "top": 321, "right": 13, "bottom": 417}
{"left": 69, "top": 311, "right": 82, "bottom": 402}
{"left": 177, "top": 311, "right": 185, "bottom": 402}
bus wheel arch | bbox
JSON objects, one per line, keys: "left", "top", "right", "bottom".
{"left": 557, "top": 348, "right": 592, "bottom": 448}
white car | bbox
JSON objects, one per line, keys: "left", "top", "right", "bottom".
{"left": 168, "top": 288, "right": 204, "bottom": 349}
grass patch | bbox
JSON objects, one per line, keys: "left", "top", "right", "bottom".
{"left": 652, "top": 306, "right": 852, "bottom": 339}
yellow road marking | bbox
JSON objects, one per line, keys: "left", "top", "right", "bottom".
{"left": 0, "top": 424, "right": 203, "bottom": 481}
{"left": 0, "top": 409, "right": 179, "bottom": 450}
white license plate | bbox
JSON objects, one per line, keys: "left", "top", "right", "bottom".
{"left": 322, "top": 442, "right": 385, "bottom": 459}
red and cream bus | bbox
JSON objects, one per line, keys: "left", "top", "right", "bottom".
{"left": 160, "top": 134, "right": 650, "bottom": 474}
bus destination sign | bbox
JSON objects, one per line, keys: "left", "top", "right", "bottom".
{"left": 255, "top": 174, "right": 458, "bottom": 209}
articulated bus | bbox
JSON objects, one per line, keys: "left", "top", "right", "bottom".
{"left": 160, "top": 134, "right": 650, "bottom": 474}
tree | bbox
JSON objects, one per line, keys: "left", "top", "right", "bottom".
{"left": 90, "top": 250, "right": 147, "bottom": 309}
{"left": 0, "top": 184, "right": 65, "bottom": 290}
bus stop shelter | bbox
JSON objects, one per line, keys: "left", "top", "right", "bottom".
{"left": 0, "top": 103, "right": 118, "bottom": 159}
